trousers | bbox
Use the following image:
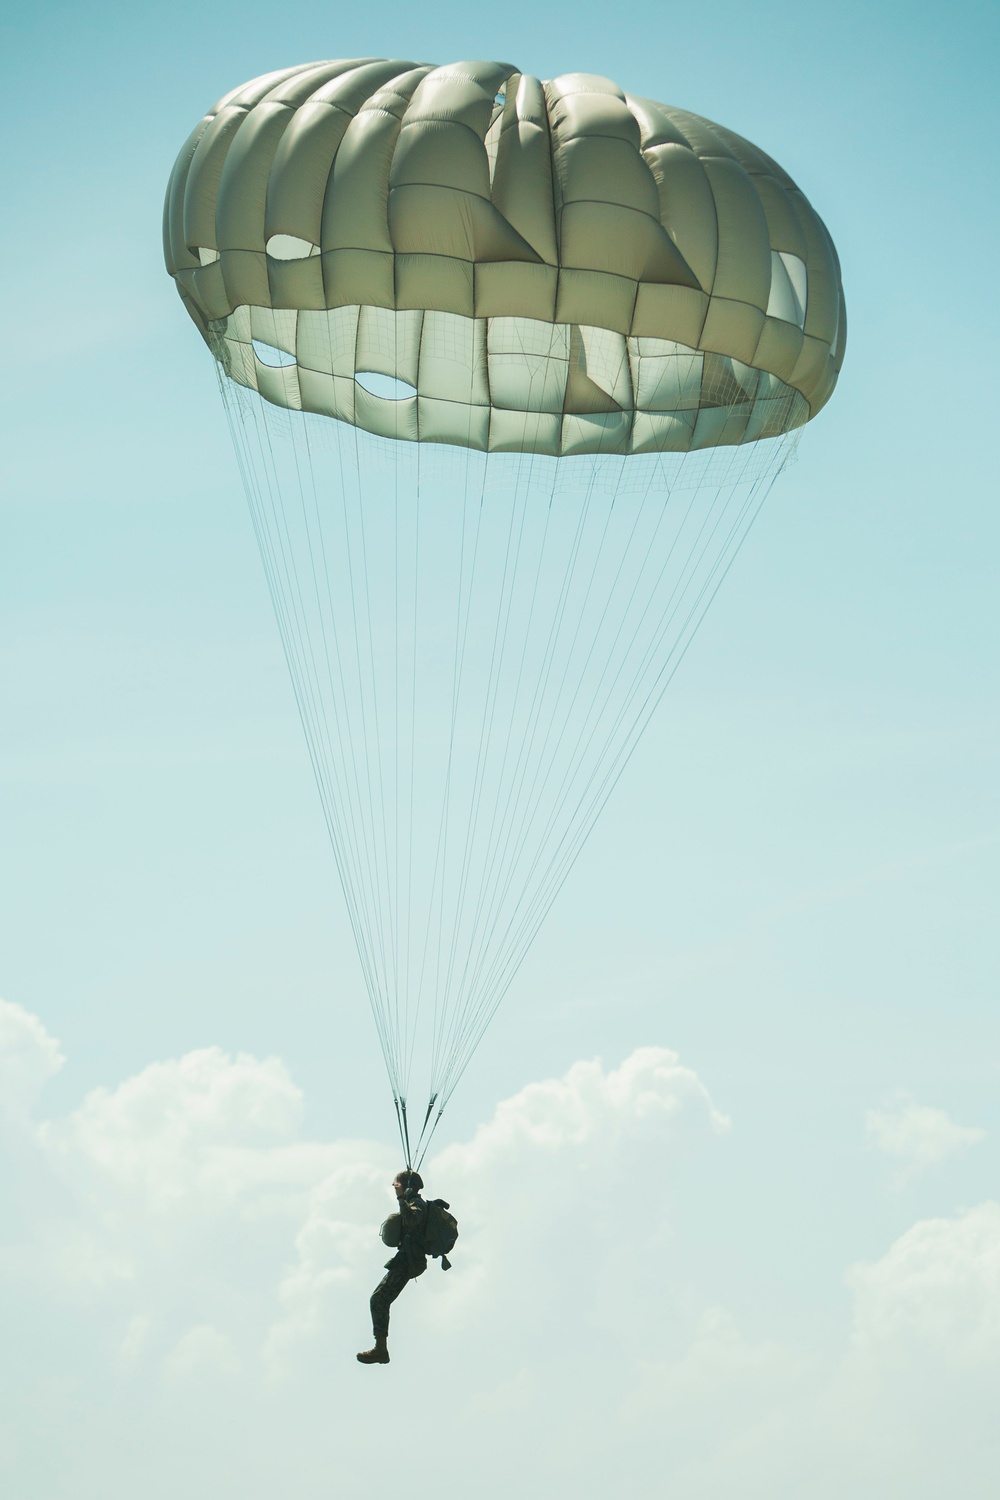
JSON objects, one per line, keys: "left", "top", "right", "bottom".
{"left": 370, "top": 1259, "right": 415, "bottom": 1339}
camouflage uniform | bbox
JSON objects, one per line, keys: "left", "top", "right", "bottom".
{"left": 369, "top": 1193, "right": 427, "bottom": 1339}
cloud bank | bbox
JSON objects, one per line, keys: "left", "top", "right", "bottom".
{"left": 1, "top": 997, "right": 997, "bottom": 1500}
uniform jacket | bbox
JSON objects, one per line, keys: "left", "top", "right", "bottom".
{"left": 385, "top": 1192, "right": 428, "bottom": 1277}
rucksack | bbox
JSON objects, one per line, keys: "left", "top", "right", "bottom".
{"left": 423, "top": 1198, "right": 458, "bottom": 1269}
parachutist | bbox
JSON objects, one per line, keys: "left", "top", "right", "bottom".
{"left": 356, "top": 1170, "right": 428, "bottom": 1365}
{"left": 357, "top": 1170, "right": 460, "bottom": 1364}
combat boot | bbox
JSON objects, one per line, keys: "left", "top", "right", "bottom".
{"left": 356, "top": 1335, "right": 390, "bottom": 1364}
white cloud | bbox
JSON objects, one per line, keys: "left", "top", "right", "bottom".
{"left": 866, "top": 1091, "right": 985, "bottom": 1185}
{"left": 263, "top": 1156, "right": 394, "bottom": 1376}
{"left": 626, "top": 1305, "right": 807, "bottom": 1415}
{"left": 609, "top": 1208, "right": 1000, "bottom": 1499}
{"left": 164, "top": 1324, "right": 241, "bottom": 1381}
{"left": 619, "top": 1302, "right": 813, "bottom": 1492}
{"left": 3, "top": 998, "right": 1000, "bottom": 1500}
{"left": 42, "top": 1046, "right": 304, "bottom": 1206}
{"left": 438, "top": 1046, "right": 730, "bottom": 1167}
{"left": 3, "top": 1036, "right": 368, "bottom": 1318}
{"left": 0, "top": 997, "right": 64, "bottom": 1119}
{"left": 35, "top": 1045, "right": 364, "bottom": 1263}
{"left": 847, "top": 1201, "right": 1000, "bottom": 1366}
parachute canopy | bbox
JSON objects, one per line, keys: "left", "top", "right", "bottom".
{"left": 164, "top": 59, "right": 845, "bottom": 456}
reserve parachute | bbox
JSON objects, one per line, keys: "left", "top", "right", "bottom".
{"left": 164, "top": 59, "right": 845, "bottom": 1164}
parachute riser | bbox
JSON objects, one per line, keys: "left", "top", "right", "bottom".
{"left": 394, "top": 1096, "right": 413, "bottom": 1171}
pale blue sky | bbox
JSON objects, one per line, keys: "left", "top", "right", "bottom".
{"left": 2, "top": 4, "right": 999, "bottom": 1494}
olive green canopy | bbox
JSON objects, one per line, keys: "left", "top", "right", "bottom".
{"left": 164, "top": 59, "right": 845, "bottom": 456}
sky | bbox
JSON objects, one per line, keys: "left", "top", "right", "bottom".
{"left": 2, "top": 1, "right": 999, "bottom": 1495}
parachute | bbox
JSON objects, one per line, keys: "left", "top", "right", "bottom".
{"left": 164, "top": 59, "right": 845, "bottom": 1165}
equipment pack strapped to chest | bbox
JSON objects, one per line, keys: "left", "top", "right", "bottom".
{"left": 423, "top": 1199, "right": 458, "bottom": 1270}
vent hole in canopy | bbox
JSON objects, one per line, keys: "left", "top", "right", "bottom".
{"left": 355, "top": 371, "right": 417, "bottom": 401}
{"left": 766, "top": 251, "right": 808, "bottom": 329}
{"left": 252, "top": 340, "right": 296, "bottom": 368}
{"left": 266, "top": 234, "right": 320, "bottom": 261}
